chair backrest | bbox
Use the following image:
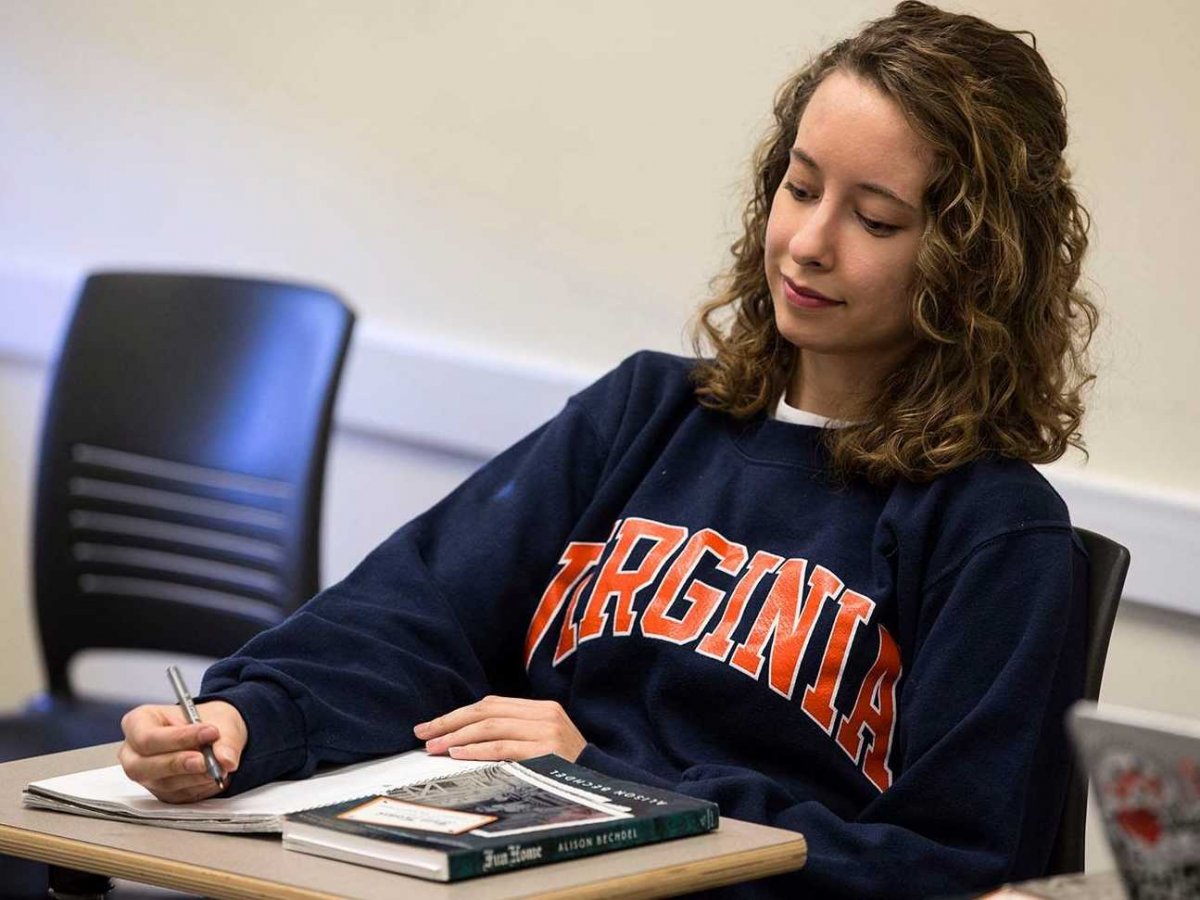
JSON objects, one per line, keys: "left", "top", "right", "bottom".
{"left": 1045, "top": 526, "right": 1131, "bottom": 874}
{"left": 33, "top": 272, "right": 355, "bottom": 697}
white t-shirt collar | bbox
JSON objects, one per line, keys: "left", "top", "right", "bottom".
{"left": 772, "top": 394, "right": 852, "bottom": 429}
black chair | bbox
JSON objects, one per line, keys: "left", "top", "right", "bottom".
{"left": 1, "top": 271, "right": 354, "bottom": 754}
{"left": 1045, "top": 526, "right": 1131, "bottom": 875}
{"left": 0, "top": 272, "right": 354, "bottom": 898}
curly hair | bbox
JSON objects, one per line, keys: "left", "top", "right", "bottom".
{"left": 691, "top": 1, "right": 1097, "bottom": 484}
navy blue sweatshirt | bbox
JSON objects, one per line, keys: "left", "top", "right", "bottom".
{"left": 202, "top": 351, "right": 1086, "bottom": 899}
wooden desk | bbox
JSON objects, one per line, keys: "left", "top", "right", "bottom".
{"left": 0, "top": 745, "right": 807, "bottom": 899}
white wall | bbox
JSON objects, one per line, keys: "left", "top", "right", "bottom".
{"left": 3, "top": 0, "right": 1199, "bottom": 875}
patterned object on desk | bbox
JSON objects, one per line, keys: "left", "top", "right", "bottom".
{"left": 1094, "top": 748, "right": 1200, "bottom": 899}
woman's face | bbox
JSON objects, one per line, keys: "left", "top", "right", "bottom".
{"left": 764, "top": 70, "right": 931, "bottom": 376}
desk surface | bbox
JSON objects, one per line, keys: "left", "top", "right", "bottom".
{"left": 0, "top": 744, "right": 807, "bottom": 900}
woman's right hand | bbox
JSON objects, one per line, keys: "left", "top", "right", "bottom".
{"left": 117, "top": 700, "right": 248, "bottom": 803}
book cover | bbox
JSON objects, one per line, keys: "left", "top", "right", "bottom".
{"left": 282, "top": 754, "right": 719, "bottom": 881}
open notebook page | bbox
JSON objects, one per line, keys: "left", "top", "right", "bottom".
{"left": 23, "top": 749, "right": 492, "bottom": 833}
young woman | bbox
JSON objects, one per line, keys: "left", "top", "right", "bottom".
{"left": 119, "top": 3, "right": 1097, "bottom": 896}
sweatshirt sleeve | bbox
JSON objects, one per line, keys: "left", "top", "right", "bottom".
{"left": 578, "top": 525, "right": 1087, "bottom": 899}
{"left": 199, "top": 392, "right": 609, "bottom": 794}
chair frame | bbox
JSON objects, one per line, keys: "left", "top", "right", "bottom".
{"left": 1044, "top": 526, "right": 1131, "bottom": 874}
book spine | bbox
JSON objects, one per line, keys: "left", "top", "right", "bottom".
{"left": 445, "top": 806, "right": 719, "bottom": 881}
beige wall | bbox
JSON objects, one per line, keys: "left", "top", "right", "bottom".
{"left": 4, "top": 0, "right": 1199, "bottom": 493}
{"left": 0, "top": 363, "right": 45, "bottom": 703}
{"left": 2, "top": 0, "right": 1198, "bottom": 872}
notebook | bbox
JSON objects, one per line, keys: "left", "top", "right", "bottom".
{"left": 1068, "top": 701, "right": 1200, "bottom": 900}
{"left": 23, "top": 750, "right": 492, "bottom": 832}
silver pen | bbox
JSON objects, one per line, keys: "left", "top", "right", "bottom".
{"left": 166, "top": 665, "right": 227, "bottom": 792}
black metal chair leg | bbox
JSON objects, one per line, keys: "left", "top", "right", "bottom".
{"left": 48, "top": 866, "right": 112, "bottom": 899}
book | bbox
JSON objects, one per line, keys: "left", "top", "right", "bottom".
{"left": 281, "top": 754, "right": 719, "bottom": 882}
{"left": 23, "top": 751, "right": 494, "bottom": 832}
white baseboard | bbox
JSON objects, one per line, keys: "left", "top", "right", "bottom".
{"left": 3, "top": 268, "right": 1198, "bottom": 617}
{"left": 339, "top": 321, "right": 591, "bottom": 460}
{"left": 1038, "top": 469, "right": 1200, "bottom": 618}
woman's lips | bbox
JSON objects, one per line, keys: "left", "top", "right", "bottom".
{"left": 782, "top": 276, "right": 842, "bottom": 309}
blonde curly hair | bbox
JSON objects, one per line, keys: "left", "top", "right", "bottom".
{"left": 692, "top": 1, "right": 1097, "bottom": 484}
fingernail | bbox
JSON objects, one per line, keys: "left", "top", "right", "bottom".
{"left": 425, "top": 738, "right": 444, "bottom": 752}
{"left": 186, "top": 756, "right": 205, "bottom": 774}
{"left": 413, "top": 722, "right": 430, "bottom": 737}
{"left": 448, "top": 746, "right": 463, "bottom": 757}
{"left": 198, "top": 725, "right": 218, "bottom": 742}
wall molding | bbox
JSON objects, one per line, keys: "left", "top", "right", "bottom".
{"left": 3, "top": 269, "right": 1198, "bottom": 616}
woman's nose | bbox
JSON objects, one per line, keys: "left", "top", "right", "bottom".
{"left": 788, "top": 203, "right": 836, "bottom": 270}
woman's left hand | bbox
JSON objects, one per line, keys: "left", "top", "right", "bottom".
{"left": 414, "top": 695, "right": 587, "bottom": 763}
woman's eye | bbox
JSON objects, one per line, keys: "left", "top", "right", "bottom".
{"left": 857, "top": 214, "right": 900, "bottom": 236}
{"left": 784, "top": 182, "right": 813, "bottom": 201}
